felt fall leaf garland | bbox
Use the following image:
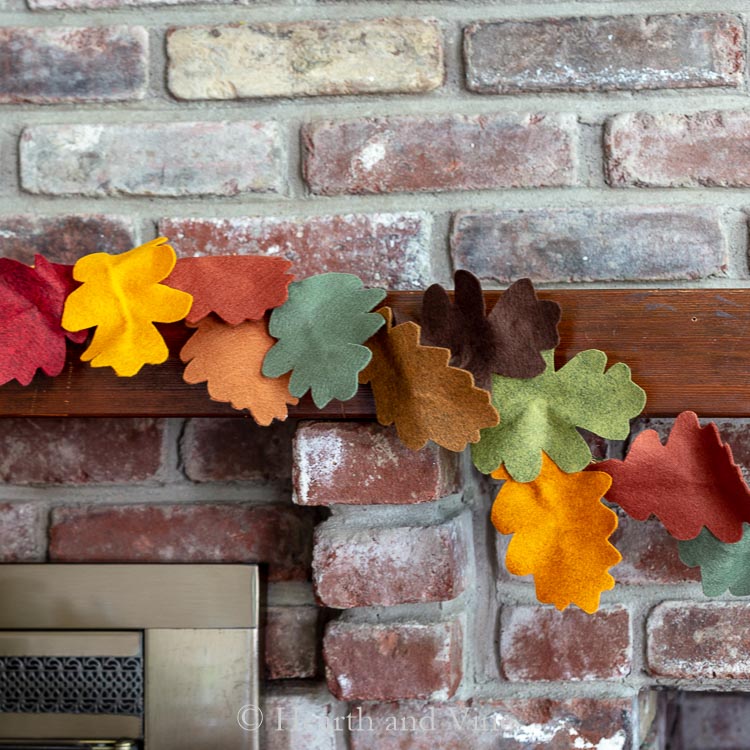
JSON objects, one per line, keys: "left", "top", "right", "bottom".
{"left": 10, "top": 237, "right": 750, "bottom": 613}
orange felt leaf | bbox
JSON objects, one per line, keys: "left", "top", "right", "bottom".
{"left": 167, "top": 256, "right": 294, "bottom": 325}
{"left": 492, "top": 454, "right": 621, "bottom": 613}
{"left": 180, "top": 316, "right": 298, "bottom": 426}
{"left": 359, "top": 307, "right": 499, "bottom": 452}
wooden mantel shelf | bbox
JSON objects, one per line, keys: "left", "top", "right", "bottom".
{"left": 1, "top": 289, "right": 749, "bottom": 418}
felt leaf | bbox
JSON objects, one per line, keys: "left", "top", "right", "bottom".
{"left": 358, "top": 307, "right": 499, "bottom": 451}
{"left": 492, "top": 454, "right": 621, "bottom": 613}
{"left": 679, "top": 524, "right": 750, "bottom": 597}
{"left": 166, "top": 255, "right": 294, "bottom": 325}
{"left": 262, "top": 272, "right": 386, "bottom": 408}
{"left": 180, "top": 316, "right": 298, "bottom": 425}
{"left": 62, "top": 237, "right": 193, "bottom": 377}
{"left": 594, "top": 411, "right": 750, "bottom": 543}
{"left": 472, "top": 349, "right": 646, "bottom": 482}
{"left": 0, "top": 255, "right": 87, "bottom": 386}
{"left": 422, "top": 273, "right": 561, "bottom": 389}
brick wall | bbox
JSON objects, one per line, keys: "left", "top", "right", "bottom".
{"left": 3, "top": 0, "right": 750, "bottom": 747}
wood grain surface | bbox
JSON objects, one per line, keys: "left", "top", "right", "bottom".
{"left": 0, "top": 289, "right": 747, "bottom": 417}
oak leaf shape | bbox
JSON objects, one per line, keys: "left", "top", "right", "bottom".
{"left": 62, "top": 237, "right": 193, "bottom": 377}
{"left": 492, "top": 454, "right": 621, "bottom": 613}
{"left": 0, "top": 255, "right": 87, "bottom": 386}
{"left": 358, "top": 307, "right": 499, "bottom": 451}
{"left": 262, "top": 273, "right": 386, "bottom": 408}
{"left": 166, "top": 255, "right": 294, "bottom": 325}
{"left": 680, "top": 524, "right": 750, "bottom": 597}
{"left": 421, "top": 272, "right": 561, "bottom": 390}
{"left": 472, "top": 349, "right": 646, "bottom": 482}
{"left": 180, "top": 316, "right": 298, "bottom": 425}
{"left": 594, "top": 411, "right": 750, "bottom": 543}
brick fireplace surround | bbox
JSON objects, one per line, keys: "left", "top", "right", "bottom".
{"left": 0, "top": 415, "right": 747, "bottom": 749}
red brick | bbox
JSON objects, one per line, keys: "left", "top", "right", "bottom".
{"left": 324, "top": 620, "right": 462, "bottom": 701}
{"left": 465, "top": 15, "right": 744, "bottom": 93}
{"left": 49, "top": 503, "right": 312, "bottom": 581}
{"left": 607, "top": 111, "right": 750, "bottom": 187}
{"left": 21, "top": 121, "right": 284, "bottom": 197}
{"left": 182, "top": 418, "right": 294, "bottom": 482}
{"left": 313, "top": 516, "right": 469, "bottom": 608}
{"left": 160, "top": 213, "right": 433, "bottom": 290}
{"left": 0, "top": 418, "right": 164, "bottom": 484}
{"left": 0, "top": 503, "right": 47, "bottom": 562}
{"left": 0, "top": 215, "right": 136, "bottom": 265}
{"left": 452, "top": 208, "right": 726, "bottom": 284}
{"left": 647, "top": 602, "right": 750, "bottom": 678}
{"left": 611, "top": 516, "right": 699, "bottom": 585}
{"left": 350, "top": 699, "right": 633, "bottom": 750}
{"left": 303, "top": 114, "right": 577, "bottom": 195}
{"left": 263, "top": 686, "right": 347, "bottom": 750}
{"left": 265, "top": 606, "right": 319, "bottom": 680}
{"left": 500, "top": 606, "right": 631, "bottom": 681}
{"left": 293, "top": 422, "right": 459, "bottom": 506}
{"left": 0, "top": 26, "right": 148, "bottom": 103}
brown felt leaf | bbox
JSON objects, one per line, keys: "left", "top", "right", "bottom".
{"left": 421, "top": 272, "right": 561, "bottom": 390}
{"left": 359, "top": 307, "right": 499, "bottom": 452}
{"left": 180, "top": 315, "right": 298, "bottom": 426}
{"left": 166, "top": 256, "right": 294, "bottom": 325}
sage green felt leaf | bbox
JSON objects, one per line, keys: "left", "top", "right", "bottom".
{"left": 471, "top": 349, "right": 646, "bottom": 481}
{"left": 262, "top": 272, "right": 386, "bottom": 408}
{"left": 680, "top": 524, "right": 750, "bottom": 597}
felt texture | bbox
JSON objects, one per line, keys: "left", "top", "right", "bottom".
{"left": 0, "top": 255, "right": 87, "bottom": 386}
{"left": 472, "top": 349, "right": 646, "bottom": 482}
{"left": 421, "top": 273, "right": 561, "bottom": 390}
{"left": 492, "top": 454, "right": 620, "bottom": 613}
{"left": 180, "top": 315, "right": 298, "bottom": 425}
{"left": 62, "top": 237, "right": 193, "bottom": 377}
{"left": 166, "top": 255, "right": 294, "bottom": 325}
{"left": 262, "top": 272, "right": 386, "bottom": 409}
{"left": 358, "top": 307, "right": 499, "bottom": 451}
{"left": 680, "top": 524, "right": 750, "bottom": 597}
{"left": 594, "top": 411, "right": 750, "bottom": 543}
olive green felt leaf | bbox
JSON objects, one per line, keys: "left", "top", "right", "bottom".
{"left": 472, "top": 349, "right": 646, "bottom": 482}
{"left": 680, "top": 524, "right": 750, "bottom": 597}
{"left": 262, "top": 272, "right": 386, "bottom": 408}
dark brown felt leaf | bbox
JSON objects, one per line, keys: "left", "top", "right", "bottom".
{"left": 359, "top": 307, "right": 499, "bottom": 452}
{"left": 421, "top": 272, "right": 561, "bottom": 390}
{"left": 166, "top": 255, "right": 294, "bottom": 325}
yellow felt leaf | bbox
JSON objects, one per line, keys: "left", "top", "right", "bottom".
{"left": 491, "top": 454, "right": 621, "bottom": 613}
{"left": 62, "top": 238, "right": 193, "bottom": 377}
{"left": 180, "top": 316, "right": 299, "bottom": 426}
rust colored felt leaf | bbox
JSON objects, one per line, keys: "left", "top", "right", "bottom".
{"left": 359, "top": 307, "right": 499, "bottom": 452}
{"left": 167, "top": 256, "right": 294, "bottom": 325}
{"left": 0, "top": 255, "right": 86, "bottom": 386}
{"left": 421, "top": 272, "right": 561, "bottom": 390}
{"left": 492, "top": 454, "right": 621, "bottom": 613}
{"left": 593, "top": 411, "right": 750, "bottom": 543}
{"left": 180, "top": 316, "right": 298, "bottom": 426}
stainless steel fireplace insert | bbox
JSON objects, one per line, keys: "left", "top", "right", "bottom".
{"left": 0, "top": 565, "right": 259, "bottom": 750}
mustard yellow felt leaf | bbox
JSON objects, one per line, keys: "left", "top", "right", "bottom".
{"left": 492, "top": 454, "right": 621, "bottom": 613}
{"left": 62, "top": 237, "right": 193, "bottom": 377}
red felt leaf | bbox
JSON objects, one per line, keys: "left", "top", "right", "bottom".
{"left": 593, "top": 411, "right": 750, "bottom": 543}
{"left": 166, "top": 256, "right": 294, "bottom": 325}
{"left": 0, "top": 255, "right": 86, "bottom": 386}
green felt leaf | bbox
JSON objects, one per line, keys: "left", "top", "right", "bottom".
{"left": 262, "top": 272, "right": 386, "bottom": 408}
{"left": 471, "top": 349, "right": 646, "bottom": 481}
{"left": 680, "top": 524, "right": 750, "bottom": 597}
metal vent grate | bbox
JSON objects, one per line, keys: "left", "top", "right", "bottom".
{"left": 0, "top": 656, "right": 143, "bottom": 716}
